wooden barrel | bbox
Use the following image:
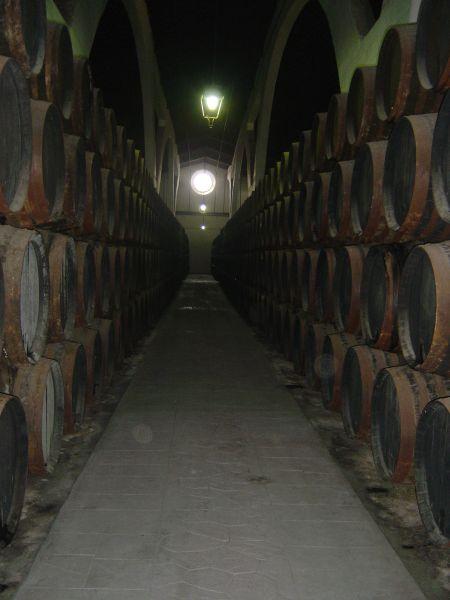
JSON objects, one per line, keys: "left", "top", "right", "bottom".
{"left": 311, "top": 171, "right": 331, "bottom": 242}
{"left": 137, "top": 155, "right": 145, "bottom": 195}
{"left": 360, "top": 245, "right": 406, "bottom": 351}
{"left": 115, "top": 124, "right": 126, "bottom": 178}
{"left": 300, "top": 249, "right": 319, "bottom": 314}
{"left": 288, "top": 141, "right": 300, "bottom": 191}
{"left": 351, "top": 141, "right": 389, "bottom": 242}
{"left": 289, "top": 249, "right": 305, "bottom": 308}
{"left": 341, "top": 345, "right": 403, "bottom": 439}
{"left": 63, "top": 134, "right": 86, "bottom": 229}
{"left": 103, "top": 107, "right": 117, "bottom": 170}
{"left": 93, "top": 243, "right": 111, "bottom": 318}
{"left": 91, "top": 88, "right": 106, "bottom": 155}
{"left": 315, "top": 248, "right": 336, "bottom": 322}
{"left": 124, "top": 138, "right": 136, "bottom": 185}
{"left": 333, "top": 245, "right": 367, "bottom": 333}
{"left": 414, "top": 396, "right": 450, "bottom": 545}
{"left": 327, "top": 160, "right": 355, "bottom": 242}
{"left": 325, "top": 93, "right": 352, "bottom": 161}
{"left": 282, "top": 307, "right": 295, "bottom": 360}
{"left": 44, "top": 341, "right": 86, "bottom": 433}
{"left": 123, "top": 185, "right": 132, "bottom": 242}
{"left": 297, "top": 181, "right": 314, "bottom": 244}
{"left": 371, "top": 365, "right": 450, "bottom": 483}
{"left": 133, "top": 148, "right": 142, "bottom": 191}
{"left": 375, "top": 24, "right": 441, "bottom": 123}
{"left": 310, "top": 112, "right": 328, "bottom": 172}
{"left": 71, "top": 326, "right": 102, "bottom": 408}
{"left": 269, "top": 202, "right": 279, "bottom": 249}
{"left": 298, "top": 130, "right": 312, "bottom": 181}
{"left": 42, "top": 232, "right": 76, "bottom": 342}
{"left": 304, "top": 322, "right": 336, "bottom": 389}
{"left": 416, "top": 0, "right": 450, "bottom": 92}
{"left": 292, "top": 314, "right": 307, "bottom": 374}
{"left": 287, "top": 190, "right": 300, "bottom": 247}
{"left": 272, "top": 301, "right": 286, "bottom": 352}
{"left": 0, "top": 393, "right": 27, "bottom": 546}
{"left": 74, "top": 241, "right": 95, "bottom": 326}
{"left": 30, "top": 22, "right": 73, "bottom": 119}
{"left": 13, "top": 357, "right": 64, "bottom": 475}
{"left": 277, "top": 196, "right": 288, "bottom": 248}
{"left": 0, "top": 225, "right": 49, "bottom": 364}
{"left": 320, "top": 331, "right": 361, "bottom": 411}
{"left": 91, "top": 318, "right": 115, "bottom": 386}
{"left": 272, "top": 251, "right": 282, "bottom": 300}
{"left": 121, "top": 306, "right": 134, "bottom": 357}
{"left": 70, "top": 57, "right": 92, "bottom": 138}
{"left": 83, "top": 151, "right": 102, "bottom": 235}
{"left": 23, "top": 100, "right": 65, "bottom": 227}
{"left": 0, "top": 0, "right": 46, "bottom": 76}
{"left": 0, "top": 56, "right": 32, "bottom": 215}
{"left": 383, "top": 113, "right": 450, "bottom": 241}
{"left": 398, "top": 241, "right": 450, "bottom": 377}
{"left": 108, "top": 245, "right": 121, "bottom": 312}
{"left": 268, "top": 165, "right": 278, "bottom": 206}
{"left": 111, "top": 310, "right": 123, "bottom": 365}
{"left": 100, "top": 168, "right": 115, "bottom": 239}
{"left": 113, "top": 178, "right": 126, "bottom": 241}
{"left": 346, "top": 66, "right": 387, "bottom": 148}
{"left": 431, "top": 90, "right": 450, "bottom": 223}
{"left": 279, "top": 250, "right": 292, "bottom": 304}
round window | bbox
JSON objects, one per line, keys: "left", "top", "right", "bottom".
{"left": 191, "top": 169, "right": 216, "bottom": 195}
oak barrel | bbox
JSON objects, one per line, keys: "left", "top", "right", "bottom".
{"left": 414, "top": 396, "right": 450, "bottom": 545}
{"left": 341, "top": 345, "right": 403, "bottom": 439}
{"left": 398, "top": 241, "right": 450, "bottom": 377}
{"left": 0, "top": 393, "right": 27, "bottom": 546}
{"left": 0, "top": 225, "right": 49, "bottom": 364}
{"left": 371, "top": 365, "right": 450, "bottom": 483}
{"left": 14, "top": 358, "right": 64, "bottom": 475}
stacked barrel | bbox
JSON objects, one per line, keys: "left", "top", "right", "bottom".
{"left": 213, "top": 1, "right": 450, "bottom": 546}
{"left": 0, "top": 3, "right": 188, "bottom": 546}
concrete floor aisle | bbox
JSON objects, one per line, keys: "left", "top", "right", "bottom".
{"left": 16, "top": 277, "right": 425, "bottom": 599}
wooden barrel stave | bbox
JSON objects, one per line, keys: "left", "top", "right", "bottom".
{"left": 371, "top": 365, "right": 450, "bottom": 483}
{"left": 341, "top": 345, "right": 403, "bottom": 439}
{"left": 44, "top": 340, "right": 87, "bottom": 433}
{"left": 0, "top": 56, "right": 32, "bottom": 215}
{"left": 13, "top": 358, "right": 64, "bottom": 475}
{"left": 414, "top": 396, "right": 450, "bottom": 545}
{"left": 0, "top": 225, "right": 49, "bottom": 364}
{"left": 0, "top": 0, "right": 46, "bottom": 77}
{"left": 320, "top": 331, "right": 362, "bottom": 411}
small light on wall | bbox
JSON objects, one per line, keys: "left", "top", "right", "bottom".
{"left": 200, "top": 224, "right": 206, "bottom": 230}
{"left": 199, "top": 203, "right": 207, "bottom": 212}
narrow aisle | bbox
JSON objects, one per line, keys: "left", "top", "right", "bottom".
{"left": 16, "top": 277, "right": 424, "bottom": 600}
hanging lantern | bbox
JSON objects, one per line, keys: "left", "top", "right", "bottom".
{"left": 201, "top": 92, "right": 224, "bottom": 128}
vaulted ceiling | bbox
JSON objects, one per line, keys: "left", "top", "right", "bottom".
{"left": 147, "top": 0, "right": 278, "bottom": 165}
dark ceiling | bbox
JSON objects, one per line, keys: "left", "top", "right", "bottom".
{"left": 90, "top": 0, "right": 343, "bottom": 171}
{"left": 147, "top": 0, "right": 277, "bottom": 164}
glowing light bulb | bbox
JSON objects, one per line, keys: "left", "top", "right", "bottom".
{"left": 200, "top": 224, "right": 206, "bottom": 230}
{"left": 205, "top": 95, "right": 220, "bottom": 111}
{"left": 199, "top": 203, "right": 207, "bottom": 212}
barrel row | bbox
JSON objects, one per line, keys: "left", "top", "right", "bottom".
{"left": 226, "top": 93, "right": 449, "bottom": 255}
{"left": 0, "top": 217, "right": 188, "bottom": 545}
{"left": 0, "top": 8, "right": 189, "bottom": 549}
{"left": 0, "top": 17, "right": 165, "bottom": 243}
{"left": 212, "top": 9, "right": 449, "bottom": 547}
